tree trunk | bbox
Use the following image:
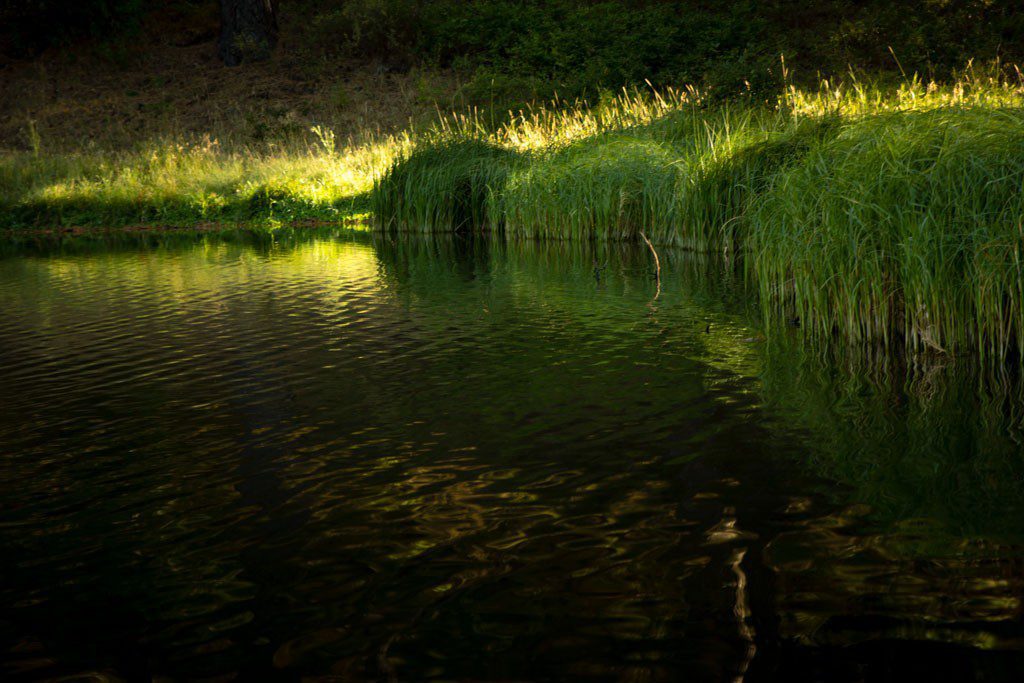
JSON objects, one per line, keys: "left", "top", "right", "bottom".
{"left": 219, "top": 0, "right": 278, "bottom": 66}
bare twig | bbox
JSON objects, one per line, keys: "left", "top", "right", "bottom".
{"left": 639, "top": 230, "right": 661, "bottom": 300}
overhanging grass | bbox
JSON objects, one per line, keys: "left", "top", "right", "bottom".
{"left": 372, "top": 138, "right": 522, "bottom": 234}
{"left": 371, "top": 70, "right": 1024, "bottom": 360}
{"left": 749, "top": 107, "right": 1024, "bottom": 359}
{"left": 680, "top": 113, "right": 841, "bottom": 252}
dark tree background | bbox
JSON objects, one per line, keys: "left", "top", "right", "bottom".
{"left": 0, "top": 0, "right": 144, "bottom": 56}
{"left": 0, "top": 0, "right": 1021, "bottom": 90}
{"left": 219, "top": 0, "right": 278, "bottom": 66}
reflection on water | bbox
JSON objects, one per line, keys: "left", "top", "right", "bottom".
{"left": 2, "top": 232, "right": 1024, "bottom": 680}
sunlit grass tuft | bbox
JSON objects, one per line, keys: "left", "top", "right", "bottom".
{"left": 0, "top": 133, "right": 411, "bottom": 229}
{"left": 498, "top": 134, "right": 680, "bottom": 242}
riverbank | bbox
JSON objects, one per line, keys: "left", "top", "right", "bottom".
{"left": 374, "top": 68, "right": 1024, "bottom": 359}
{"left": 5, "top": 67, "right": 1024, "bottom": 359}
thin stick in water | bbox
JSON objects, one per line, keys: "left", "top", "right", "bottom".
{"left": 639, "top": 231, "right": 661, "bottom": 300}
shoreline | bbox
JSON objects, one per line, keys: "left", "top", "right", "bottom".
{"left": 1, "top": 216, "right": 370, "bottom": 239}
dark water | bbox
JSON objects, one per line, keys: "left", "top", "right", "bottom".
{"left": 3, "top": 232, "right": 1024, "bottom": 682}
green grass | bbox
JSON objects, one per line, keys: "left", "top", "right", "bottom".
{"left": 749, "top": 107, "right": 1024, "bottom": 359}
{"left": 499, "top": 133, "right": 681, "bottom": 243}
{"left": 370, "top": 68, "right": 1024, "bottom": 360}
{"left": 372, "top": 138, "right": 521, "bottom": 234}
{"left": 0, "top": 133, "right": 408, "bottom": 231}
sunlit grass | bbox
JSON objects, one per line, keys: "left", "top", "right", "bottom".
{"left": 497, "top": 133, "right": 680, "bottom": 242}
{"left": 372, "top": 138, "right": 521, "bottom": 233}
{"left": 0, "top": 132, "right": 412, "bottom": 230}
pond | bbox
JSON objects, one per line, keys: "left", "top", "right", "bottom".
{"left": 2, "top": 232, "right": 1024, "bottom": 681}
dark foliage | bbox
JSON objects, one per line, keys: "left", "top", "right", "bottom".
{"left": 0, "top": 0, "right": 145, "bottom": 55}
{"left": 3, "top": 0, "right": 1020, "bottom": 100}
{"left": 306, "top": 0, "right": 1022, "bottom": 102}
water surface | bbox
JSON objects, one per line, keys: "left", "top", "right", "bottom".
{"left": 2, "top": 233, "right": 1024, "bottom": 681}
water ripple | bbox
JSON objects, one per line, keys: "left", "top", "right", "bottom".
{"left": 2, "top": 235, "right": 1024, "bottom": 680}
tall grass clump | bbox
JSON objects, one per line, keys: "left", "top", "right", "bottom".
{"left": 750, "top": 107, "right": 1024, "bottom": 360}
{"left": 387, "top": 105, "right": 837, "bottom": 251}
{"left": 498, "top": 134, "right": 681, "bottom": 243}
{"left": 371, "top": 87, "right": 698, "bottom": 235}
{"left": 677, "top": 113, "right": 841, "bottom": 252}
{"left": 372, "top": 138, "right": 522, "bottom": 233}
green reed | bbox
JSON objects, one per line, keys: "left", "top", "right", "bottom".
{"left": 749, "top": 107, "right": 1024, "bottom": 359}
